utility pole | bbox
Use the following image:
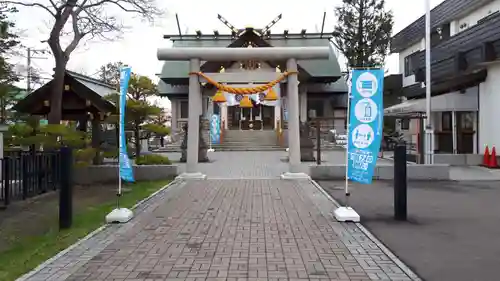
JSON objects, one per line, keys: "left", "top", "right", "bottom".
{"left": 425, "top": 0, "right": 433, "bottom": 164}
{"left": 26, "top": 47, "right": 47, "bottom": 94}
{"left": 25, "top": 47, "right": 48, "bottom": 151}
{"left": 27, "top": 48, "right": 31, "bottom": 94}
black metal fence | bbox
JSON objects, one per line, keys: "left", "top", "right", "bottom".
{"left": 0, "top": 151, "right": 62, "bottom": 207}
{"left": 308, "top": 118, "right": 348, "bottom": 150}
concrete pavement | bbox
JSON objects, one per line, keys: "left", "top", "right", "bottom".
{"left": 321, "top": 180, "right": 500, "bottom": 281}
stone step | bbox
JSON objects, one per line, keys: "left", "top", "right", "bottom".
{"left": 154, "top": 147, "right": 284, "bottom": 152}
{"left": 213, "top": 144, "right": 279, "bottom": 148}
{"left": 153, "top": 145, "right": 343, "bottom": 153}
{"left": 212, "top": 147, "right": 284, "bottom": 151}
{"left": 222, "top": 138, "right": 277, "bottom": 142}
{"left": 223, "top": 136, "right": 276, "bottom": 140}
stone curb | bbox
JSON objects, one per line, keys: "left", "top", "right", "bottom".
{"left": 309, "top": 179, "right": 422, "bottom": 281}
{"left": 310, "top": 164, "right": 451, "bottom": 180}
{"left": 16, "top": 179, "right": 183, "bottom": 281}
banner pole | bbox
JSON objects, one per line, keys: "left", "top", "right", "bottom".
{"left": 106, "top": 65, "right": 134, "bottom": 224}
{"left": 117, "top": 176, "right": 121, "bottom": 208}
{"left": 344, "top": 71, "right": 352, "bottom": 207}
{"left": 117, "top": 123, "right": 122, "bottom": 209}
{"left": 117, "top": 84, "right": 123, "bottom": 209}
{"left": 344, "top": 91, "right": 351, "bottom": 208}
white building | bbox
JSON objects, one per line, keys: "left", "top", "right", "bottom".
{"left": 385, "top": 0, "right": 500, "bottom": 164}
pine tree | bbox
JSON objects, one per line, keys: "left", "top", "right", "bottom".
{"left": 101, "top": 66, "right": 170, "bottom": 157}
{"left": 333, "top": 0, "right": 394, "bottom": 69}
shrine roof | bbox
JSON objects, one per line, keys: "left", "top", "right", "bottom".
{"left": 14, "top": 71, "right": 116, "bottom": 116}
{"left": 66, "top": 70, "right": 116, "bottom": 97}
{"left": 159, "top": 29, "right": 341, "bottom": 84}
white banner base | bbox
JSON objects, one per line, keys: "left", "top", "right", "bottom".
{"left": 334, "top": 206, "right": 360, "bottom": 222}
{"left": 105, "top": 208, "right": 134, "bottom": 224}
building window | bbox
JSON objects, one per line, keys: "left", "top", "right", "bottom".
{"left": 460, "top": 112, "right": 474, "bottom": 131}
{"left": 441, "top": 112, "right": 452, "bottom": 131}
{"left": 180, "top": 100, "right": 188, "bottom": 118}
{"left": 400, "top": 118, "right": 410, "bottom": 130}
{"left": 404, "top": 56, "right": 413, "bottom": 77}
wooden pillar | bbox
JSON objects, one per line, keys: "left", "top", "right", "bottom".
{"left": 77, "top": 115, "right": 88, "bottom": 132}
{"left": 91, "top": 112, "right": 103, "bottom": 165}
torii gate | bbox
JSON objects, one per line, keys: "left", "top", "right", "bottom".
{"left": 157, "top": 46, "right": 335, "bottom": 179}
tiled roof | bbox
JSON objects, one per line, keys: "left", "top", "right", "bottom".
{"left": 66, "top": 70, "right": 116, "bottom": 97}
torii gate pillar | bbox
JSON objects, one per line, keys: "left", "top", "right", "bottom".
{"left": 158, "top": 46, "right": 334, "bottom": 180}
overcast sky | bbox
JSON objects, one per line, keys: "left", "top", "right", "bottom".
{"left": 8, "top": 0, "right": 445, "bottom": 108}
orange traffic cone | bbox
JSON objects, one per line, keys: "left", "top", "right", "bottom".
{"left": 490, "top": 146, "right": 498, "bottom": 168}
{"left": 483, "top": 145, "right": 490, "bottom": 167}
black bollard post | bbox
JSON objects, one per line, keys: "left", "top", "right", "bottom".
{"left": 394, "top": 143, "right": 407, "bottom": 221}
{"left": 59, "top": 146, "right": 73, "bottom": 229}
{"left": 3, "top": 157, "right": 10, "bottom": 207}
{"left": 316, "top": 120, "right": 321, "bottom": 165}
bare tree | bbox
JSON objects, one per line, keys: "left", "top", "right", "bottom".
{"left": 1, "top": 0, "right": 161, "bottom": 124}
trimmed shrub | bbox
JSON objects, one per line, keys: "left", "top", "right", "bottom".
{"left": 135, "top": 154, "right": 171, "bottom": 165}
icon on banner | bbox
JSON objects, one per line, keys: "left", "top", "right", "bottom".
{"left": 354, "top": 98, "right": 378, "bottom": 123}
{"left": 351, "top": 124, "right": 375, "bottom": 149}
{"left": 120, "top": 152, "right": 130, "bottom": 168}
{"left": 211, "top": 116, "right": 218, "bottom": 127}
{"left": 235, "top": 94, "right": 243, "bottom": 102}
{"left": 356, "top": 72, "right": 378, "bottom": 98}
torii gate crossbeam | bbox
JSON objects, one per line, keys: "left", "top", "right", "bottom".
{"left": 157, "top": 47, "right": 331, "bottom": 61}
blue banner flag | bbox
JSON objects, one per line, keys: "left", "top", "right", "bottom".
{"left": 347, "top": 69, "right": 384, "bottom": 184}
{"left": 119, "top": 66, "right": 134, "bottom": 182}
{"left": 210, "top": 114, "right": 221, "bottom": 144}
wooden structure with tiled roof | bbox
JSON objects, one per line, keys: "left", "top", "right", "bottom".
{"left": 14, "top": 70, "right": 117, "bottom": 164}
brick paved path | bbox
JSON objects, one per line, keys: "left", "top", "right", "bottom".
{"left": 21, "top": 179, "right": 414, "bottom": 281}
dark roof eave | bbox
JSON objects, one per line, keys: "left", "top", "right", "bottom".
{"left": 158, "top": 93, "right": 188, "bottom": 99}
{"left": 13, "top": 73, "right": 116, "bottom": 114}
{"left": 403, "top": 68, "right": 487, "bottom": 98}
{"left": 305, "top": 76, "right": 341, "bottom": 83}
{"left": 161, "top": 78, "right": 189, "bottom": 85}
{"left": 160, "top": 76, "right": 341, "bottom": 84}
{"left": 390, "top": 0, "right": 495, "bottom": 53}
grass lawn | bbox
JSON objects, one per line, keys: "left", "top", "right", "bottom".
{"left": 0, "top": 179, "right": 172, "bottom": 281}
